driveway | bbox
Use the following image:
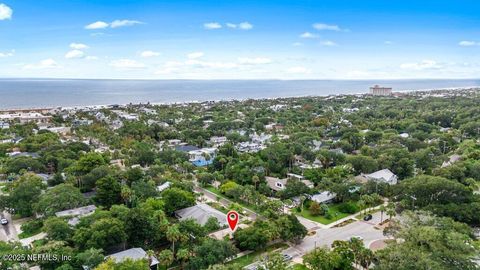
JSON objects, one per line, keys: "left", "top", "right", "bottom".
{"left": 0, "top": 211, "right": 19, "bottom": 242}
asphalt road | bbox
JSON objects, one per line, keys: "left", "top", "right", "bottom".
{"left": 295, "top": 211, "right": 387, "bottom": 254}
{"left": 0, "top": 211, "right": 18, "bottom": 242}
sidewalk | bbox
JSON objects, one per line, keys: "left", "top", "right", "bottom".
{"left": 294, "top": 203, "right": 388, "bottom": 229}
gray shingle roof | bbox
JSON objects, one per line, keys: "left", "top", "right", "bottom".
{"left": 107, "top": 248, "right": 159, "bottom": 266}
{"left": 175, "top": 203, "right": 227, "bottom": 226}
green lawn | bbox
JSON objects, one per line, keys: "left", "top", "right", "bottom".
{"left": 295, "top": 204, "right": 351, "bottom": 225}
{"left": 205, "top": 185, "right": 224, "bottom": 198}
{"left": 18, "top": 229, "right": 42, "bottom": 239}
{"left": 204, "top": 185, "right": 258, "bottom": 214}
{"left": 227, "top": 243, "right": 289, "bottom": 268}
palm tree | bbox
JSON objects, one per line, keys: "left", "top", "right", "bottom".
{"left": 357, "top": 200, "right": 365, "bottom": 216}
{"left": 299, "top": 195, "right": 306, "bottom": 211}
{"left": 146, "top": 250, "right": 156, "bottom": 268}
{"left": 166, "top": 224, "right": 183, "bottom": 254}
{"left": 157, "top": 249, "right": 174, "bottom": 269}
{"left": 176, "top": 248, "right": 189, "bottom": 269}
{"left": 360, "top": 194, "right": 373, "bottom": 215}
{"left": 252, "top": 175, "right": 260, "bottom": 189}
{"left": 120, "top": 185, "right": 132, "bottom": 205}
{"left": 386, "top": 202, "right": 396, "bottom": 221}
{"left": 379, "top": 205, "right": 386, "bottom": 223}
{"left": 358, "top": 248, "right": 374, "bottom": 270}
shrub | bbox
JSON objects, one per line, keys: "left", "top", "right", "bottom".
{"left": 21, "top": 219, "right": 44, "bottom": 235}
{"left": 338, "top": 201, "right": 359, "bottom": 214}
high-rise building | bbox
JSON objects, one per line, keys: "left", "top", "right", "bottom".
{"left": 369, "top": 85, "right": 392, "bottom": 96}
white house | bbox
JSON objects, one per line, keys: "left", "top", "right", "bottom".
{"left": 311, "top": 191, "right": 337, "bottom": 204}
{"left": 210, "top": 136, "right": 227, "bottom": 146}
{"left": 363, "top": 169, "right": 398, "bottom": 185}
{"left": 156, "top": 181, "right": 171, "bottom": 192}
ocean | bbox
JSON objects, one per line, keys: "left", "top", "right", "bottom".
{"left": 0, "top": 79, "right": 479, "bottom": 109}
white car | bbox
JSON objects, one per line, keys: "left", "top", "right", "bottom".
{"left": 0, "top": 218, "right": 8, "bottom": 225}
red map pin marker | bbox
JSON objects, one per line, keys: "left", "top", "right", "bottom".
{"left": 227, "top": 210, "right": 239, "bottom": 231}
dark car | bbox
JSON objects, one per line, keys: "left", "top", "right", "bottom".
{"left": 1, "top": 218, "right": 8, "bottom": 225}
{"left": 363, "top": 214, "right": 373, "bottom": 221}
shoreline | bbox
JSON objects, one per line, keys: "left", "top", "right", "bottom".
{"left": 0, "top": 85, "right": 478, "bottom": 112}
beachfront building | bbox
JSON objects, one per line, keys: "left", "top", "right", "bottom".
{"left": 369, "top": 85, "right": 392, "bottom": 96}
{"left": 0, "top": 112, "right": 51, "bottom": 124}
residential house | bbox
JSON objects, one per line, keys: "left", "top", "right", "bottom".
{"left": 210, "top": 136, "right": 227, "bottom": 146}
{"left": 156, "top": 181, "right": 171, "bottom": 192}
{"left": 310, "top": 191, "right": 337, "bottom": 204}
{"left": 236, "top": 141, "right": 264, "bottom": 153}
{"left": 106, "top": 248, "right": 159, "bottom": 270}
{"left": 188, "top": 148, "right": 216, "bottom": 167}
{"left": 55, "top": 205, "right": 97, "bottom": 226}
{"left": 356, "top": 169, "right": 398, "bottom": 185}
{"left": 174, "top": 203, "right": 228, "bottom": 227}
{"left": 266, "top": 174, "right": 314, "bottom": 192}
{"left": 441, "top": 154, "right": 461, "bottom": 168}
{"left": 265, "top": 176, "right": 288, "bottom": 192}
{"left": 0, "top": 121, "right": 9, "bottom": 129}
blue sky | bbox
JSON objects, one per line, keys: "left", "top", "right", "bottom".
{"left": 0, "top": 0, "right": 479, "bottom": 79}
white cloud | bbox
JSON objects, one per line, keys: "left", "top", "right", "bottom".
{"left": 204, "top": 22, "right": 222, "bottom": 30}
{"left": 70, "top": 43, "right": 89, "bottom": 50}
{"left": 85, "top": 21, "right": 109, "bottom": 29}
{"left": 110, "top": 59, "right": 146, "bottom": 69}
{"left": 286, "top": 66, "right": 311, "bottom": 74}
{"left": 384, "top": 41, "right": 393, "bottom": 45}
{"left": 186, "top": 59, "right": 238, "bottom": 69}
{"left": 187, "top": 52, "right": 205, "bottom": 59}
{"left": 300, "top": 32, "right": 318, "bottom": 39}
{"left": 156, "top": 55, "right": 272, "bottom": 75}
{"left": 400, "top": 60, "right": 443, "bottom": 70}
{"left": 24, "top": 59, "right": 60, "bottom": 69}
{"left": 140, "top": 50, "right": 161, "bottom": 57}
{"left": 292, "top": 42, "right": 303, "bottom": 46}
{"left": 85, "top": 20, "right": 143, "bottom": 30}
{"left": 85, "top": 56, "right": 98, "bottom": 60}
{"left": 224, "top": 22, "right": 253, "bottom": 30}
{"left": 312, "top": 23, "right": 342, "bottom": 31}
{"left": 320, "top": 40, "right": 337, "bottom": 46}
{"left": 65, "top": 50, "right": 85, "bottom": 59}
{"left": 0, "top": 3, "right": 12, "bottom": 20}
{"left": 111, "top": 19, "right": 143, "bottom": 28}
{"left": 0, "top": 50, "right": 14, "bottom": 57}
{"left": 459, "top": 41, "right": 478, "bottom": 46}
{"left": 238, "top": 22, "right": 253, "bottom": 30}
{"left": 238, "top": 57, "right": 272, "bottom": 65}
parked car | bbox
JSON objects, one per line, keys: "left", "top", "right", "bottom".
{"left": 282, "top": 254, "right": 293, "bottom": 261}
{"left": 363, "top": 214, "right": 373, "bottom": 221}
{"left": 1, "top": 218, "right": 8, "bottom": 225}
